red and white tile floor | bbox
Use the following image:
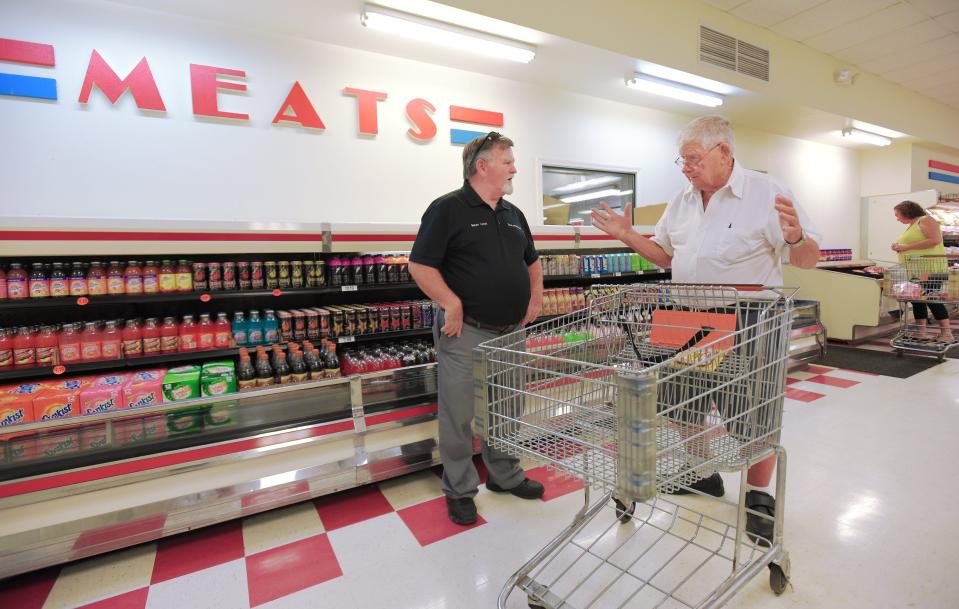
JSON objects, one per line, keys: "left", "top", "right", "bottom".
{"left": 3, "top": 360, "right": 958, "bottom": 608}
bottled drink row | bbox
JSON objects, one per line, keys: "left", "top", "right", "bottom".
{"left": 540, "top": 253, "right": 658, "bottom": 277}
{"left": 338, "top": 340, "right": 435, "bottom": 376}
{"left": 237, "top": 341, "right": 342, "bottom": 390}
{"left": 0, "top": 254, "right": 415, "bottom": 300}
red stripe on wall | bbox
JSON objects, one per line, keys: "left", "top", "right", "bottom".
{"left": 330, "top": 233, "right": 418, "bottom": 242}
{"left": 0, "top": 419, "right": 354, "bottom": 498}
{"left": 365, "top": 403, "right": 437, "bottom": 427}
{"left": 0, "top": 231, "right": 325, "bottom": 242}
{"left": 449, "top": 105, "right": 504, "bottom": 127}
{"left": 0, "top": 38, "right": 55, "bottom": 66}
{"left": 929, "top": 159, "right": 959, "bottom": 174}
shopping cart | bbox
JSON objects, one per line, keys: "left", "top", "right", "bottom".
{"left": 885, "top": 255, "right": 959, "bottom": 360}
{"left": 473, "top": 283, "right": 797, "bottom": 608}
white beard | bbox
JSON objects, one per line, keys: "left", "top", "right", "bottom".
{"left": 502, "top": 180, "right": 514, "bottom": 196}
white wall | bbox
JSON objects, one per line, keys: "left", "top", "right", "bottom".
{"left": 0, "top": 0, "right": 860, "bottom": 251}
{"left": 911, "top": 145, "right": 959, "bottom": 195}
{"left": 860, "top": 145, "right": 912, "bottom": 198}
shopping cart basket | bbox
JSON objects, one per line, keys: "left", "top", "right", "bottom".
{"left": 473, "top": 283, "right": 797, "bottom": 608}
{"left": 885, "top": 255, "right": 959, "bottom": 360}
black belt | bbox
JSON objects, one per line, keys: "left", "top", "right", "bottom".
{"left": 462, "top": 315, "right": 518, "bottom": 334}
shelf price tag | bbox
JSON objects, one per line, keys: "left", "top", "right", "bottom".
{"left": 590, "top": 273, "right": 601, "bottom": 279}
{"left": 76, "top": 297, "right": 89, "bottom": 306}
{"left": 338, "top": 336, "right": 355, "bottom": 343}
{"left": 200, "top": 293, "right": 212, "bottom": 302}
{"left": 614, "top": 272, "right": 622, "bottom": 277}
{"left": 272, "top": 289, "right": 282, "bottom": 297}
{"left": 53, "top": 365, "right": 66, "bottom": 375}
{"left": 341, "top": 285, "right": 358, "bottom": 292}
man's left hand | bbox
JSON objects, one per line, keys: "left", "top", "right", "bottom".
{"left": 521, "top": 297, "right": 542, "bottom": 326}
{"left": 775, "top": 195, "right": 803, "bottom": 244}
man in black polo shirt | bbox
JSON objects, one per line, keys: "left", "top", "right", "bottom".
{"left": 409, "top": 132, "right": 545, "bottom": 525}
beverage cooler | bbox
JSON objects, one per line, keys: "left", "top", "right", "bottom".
{"left": 0, "top": 220, "right": 670, "bottom": 578}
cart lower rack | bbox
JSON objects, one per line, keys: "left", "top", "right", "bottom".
{"left": 474, "top": 284, "right": 796, "bottom": 608}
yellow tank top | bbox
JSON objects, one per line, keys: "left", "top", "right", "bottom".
{"left": 896, "top": 218, "right": 946, "bottom": 268}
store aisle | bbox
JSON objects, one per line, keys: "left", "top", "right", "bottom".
{"left": 2, "top": 362, "right": 957, "bottom": 609}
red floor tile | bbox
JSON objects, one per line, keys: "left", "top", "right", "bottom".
{"left": 151, "top": 520, "right": 245, "bottom": 584}
{"left": 785, "top": 377, "right": 801, "bottom": 385}
{"left": 803, "top": 365, "right": 835, "bottom": 375}
{"left": 0, "top": 565, "right": 60, "bottom": 609}
{"left": 525, "top": 466, "right": 584, "bottom": 501}
{"left": 785, "top": 388, "right": 826, "bottom": 403}
{"left": 246, "top": 534, "right": 342, "bottom": 607}
{"left": 76, "top": 587, "right": 149, "bottom": 609}
{"left": 313, "top": 484, "right": 394, "bottom": 531}
{"left": 397, "top": 496, "right": 486, "bottom": 546}
{"left": 805, "top": 374, "right": 860, "bottom": 388}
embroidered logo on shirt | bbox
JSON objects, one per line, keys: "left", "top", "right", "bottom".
{"left": 470, "top": 222, "right": 489, "bottom": 227}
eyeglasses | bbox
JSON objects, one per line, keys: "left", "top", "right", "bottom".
{"left": 466, "top": 131, "right": 502, "bottom": 172}
{"left": 674, "top": 144, "right": 720, "bottom": 168}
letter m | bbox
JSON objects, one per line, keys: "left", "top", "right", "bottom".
{"left": 78, "top": 49, "right": 165, "bottom": 111}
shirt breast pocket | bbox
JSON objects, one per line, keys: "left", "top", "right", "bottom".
{"left": 717, "top": 226, "right": 765, "bottom": 263}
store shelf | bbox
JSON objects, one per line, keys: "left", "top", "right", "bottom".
{"left": 0, "top": 348, "right": 242, "bottom": 382}
{"left": 333, "top": 328, "right": 431, "bottom": 345}
{"left": 543, "top": 270, "right": 669, "bottom": 284}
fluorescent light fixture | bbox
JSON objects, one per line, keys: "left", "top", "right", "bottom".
{"left": 636, "top": 61, "right": 734, "bottom": 95}
{"left": 561, "top": 189, "right": 633, "bottom": 204}
{"left": 851, "top": 120, "right": 906, "bottom": 139}
{"left": 842, "top": 127, "right": 891, "bottom": 147}
{"left": 626, "top": 73, "right": 724, "bottom": 107}
{"left": 361, "top": 3, "right": 536, "bottom": 63}
{"left": 550, "top": 176, "right": 621, "bottom": 195}
{"left": 542, "top": 203, "right": 567, "bottom": 210}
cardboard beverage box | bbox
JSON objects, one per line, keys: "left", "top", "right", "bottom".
{"left": 4, "top": 432, "right": 38, "bottom": 462}
{"left": 35, "top": 390, "right": 82, "bottom": 420}
{"left": 165, "top": 406, "right": 205, "bottom": 435}
{"left": 141, "top": 413, "right": 168, "bottom": 442}
{"left": 204, "top": 400, "right": 238, "bottom": 428}
{"left": 163, "top": 365, "right": 201, "bottom": 402}
{"left": 80, "top": 424, "right": 111, "bottom": 450}
{"left": 37, "top": 428, "right": 80, "bottom": 458}
{"left": 78, "top": 386, "right": 123, "bottom": 416}
{"left": 113, "top": 417, "right": 145, "bottom": 447}
{"left": 200, "top": 361, "right": 237, "bottom": 397}
{"left": 0, "top": 394, "right": 34, "bottom": 427}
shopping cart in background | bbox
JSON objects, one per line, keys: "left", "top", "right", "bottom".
{"left": 885, "top": 255, "right": 959, "bottom": 360}
{"left": 473, "top": 284, "right": 797, "bottom": 609}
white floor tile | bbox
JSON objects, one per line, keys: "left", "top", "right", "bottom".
{"left": 145, "top": 560, "right": 250, "bottom": 609}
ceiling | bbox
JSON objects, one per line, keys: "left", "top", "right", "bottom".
{"left": 703, "top": 0, "right": 959, "bottom": 110}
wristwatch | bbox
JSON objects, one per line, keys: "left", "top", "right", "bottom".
{"left": 785, "top": 230, "right": 806, "bottom": 248}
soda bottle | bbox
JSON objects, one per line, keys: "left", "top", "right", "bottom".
{"left": 7, "top": 263, "right": 28, "bottom": 300}
{"left": 179, "top": 314, "right": 198, "bottom": 351}
{"left": 80, "top": 322, "right": 102, "bottom": 361}
{"left": 214, "top": 312, "right": 232, "bottom": 348}
{"left": 160, "top": 316, "right": 179, "bottom": 353}
{"left": 35, "top": 325, "right": 59, "bottom": 365}
{"left": 232, "top": 311, "right": 248, "bottom": 347}
{"left": 122, "top": 319, "right": 143, "bottom": 357}
{"left": 69, "top": 262, "right": 88, "bottom": 296}
{"left": 247, "top": 310, "right": 264, "bottom": 346}
{"left": 142, "top": 317, "right": 161, "bottom": 354}
{"left": 158, "top": 260, "right": 177, "bottom": 293}
{"left": 59, "top": 322, "right": 81, "bottom": 363}
{"left": 13, "top": 326, "right": 36, "bottom": 366}
{"left": 254, "top": 347, "right": 274, "bottom": 387}
{"left": 307, "top": 348, "right": 323, "bottom": 380}
{"left": 197, "top": 313, "right": 215, "bottom": 350}
{"left": 272, "top": 345, "right": 291, "bottom": 384}
{"left": 324, "top": 343, "right": 341, "bottom": 378}
{"left": 49, "top": 263, "right": 69, "bottom": 297}
{"left": 290, "top": 349, "right": 308, "bottom": 383}
{"left": 124, "top": 260, "right": 143, "bottom": 295}
{"left": 87, "top": 261, "right": 107, "bottom": 295}
{"left": 0, "top": 328, "right": 12, "bottom": 367}
{"left": 29, "top": 262, "right": 50, "bottom": 298}
{"left": 328, "top": 258, "right": 342, "bottom": 287}
{"left": 237, "top": 348, "right": 256, "bottom": 391}
{"left": 142, "top": 260, "right": 159, "bottom": 294}
{"left": 176, "top": 260, "right": 193, "bottom": 292}
{"left": 101, "top": 320, "right": 122, "bottom": 359}
{"left": 0, "top": 266, "right": 6, "bottom": 300}
{"left": 263, "top": 309, "right": 280, "bottom": 344}
{"left": 106, "top": 261, "right": 125, "bottom": 295}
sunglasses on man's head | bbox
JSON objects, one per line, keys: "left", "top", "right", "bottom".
{"left": 467, "top": 131, "right": 502, "bottom": 170}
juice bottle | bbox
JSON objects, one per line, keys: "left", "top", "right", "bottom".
{"left": 179, "top": 314, "right": 198, "bottom": 351}
{"left": 197, "top": 313, "right": 214, "bottom": 350}
{"left": 13, "top": 326, "right": 36, "bottom": 366}
{"left": 59, "top": 322, "right": 81, "bottom": 363}
{"left": 272, "top": 345, "right": 291, "bottom": 384}
{"left": 262, "top": 309, "right": 280, "bottom": 344}
{"left": 247, "top": 310, "right": 264, "bottom": 346}
{"left": 232, "top": 311, "right": 248, "bottom": 347}
{"left": 158, "top": 260, "right": 177, "bottom": 293}
{"left": 29, "top": 262, "right": 49, "bottom": 298}
{"left": 49, "top": 263, "right": 69, "bottom": 297}
{"left": 214, "top": 312, "right": 232, "bottom": 348}
{"left": 237, "top": 348, "right": 256, "bottom": 391}
{"left": 101, "top": 320, "right": 122, "bottom": 359}
{"left": 142, "top": 260, "right": 159, "bottom": 294}
{"left": 7, "top": 263, "right": 28, "bottom": 300}
{"left": 122, "top": 319, "right": 143, "bottom": 357}
{"left": 35, "top": 325, "right": 59, "bottom": 365}
{"left": 87, "top": 261, "right": 107, "bottom": 295}
{"left": 254, "top": 347, "right": 274, "bottom": 387}
{"left": 124, "top": 260, "right": 143, "bottom": 295}
{"left": 290, "top": 350, "right": 308, "bottom": 383}
{"left": 0, "top": 328, "right": 11, "bottom": 367}
{"left": 0, "top": 266, "right": 6, "bottom": 300}
{"left": 176, "top": 259, "right": 193, "bottom": 292}
{"left": 142, "top": 317, "right": 161, "bottom": 354}
{"left": 160, "top": 316, "right": 179, "bottom": 353}
{"left": 69, "top": 262, "right": 88, "bottom": 296}
{"left": 106, "top": 261, "right": 125, "bottom": 295}
{"left": 80, "top": 322, "right": 102, "bottom": 361}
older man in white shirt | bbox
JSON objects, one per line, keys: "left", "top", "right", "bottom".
{"left": 592, "top": 115, "right": 820, "bottom": 546}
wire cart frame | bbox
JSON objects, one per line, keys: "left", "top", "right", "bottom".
{"left": 473, "top": 283, "right": 797, "bottom": 608}
{"left": 884, "top": 255, "right": 959, "bottom": 361}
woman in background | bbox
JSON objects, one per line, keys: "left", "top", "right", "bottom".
{"left": 891, "top": 200, "right": 953, "bottom": 343}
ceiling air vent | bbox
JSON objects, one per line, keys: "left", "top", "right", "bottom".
{"left": 699, "top": 26, "right": 770, "bottom": 82}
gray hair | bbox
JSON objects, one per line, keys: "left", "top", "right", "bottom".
{"left": 677, "top": 115, "right": 735, "bottom": 156}
{"left": 462, "top": 132, "right": 514, "bottom": 181}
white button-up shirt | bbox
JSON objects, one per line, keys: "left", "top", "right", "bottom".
{"left": 651, "top": 161, "right": 821, "bottom": 286}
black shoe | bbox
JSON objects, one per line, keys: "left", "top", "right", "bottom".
{"left": 486, "top": 477, "right": 545, "bottom": 500}
{"left": 446, "top": 496, "right": 477, "bottom": 525}
{"left": 745, "top": 490, "right": 775, "bottom": 547}
{"left": 666, "top": 472, "right": 725, "bottom": 497}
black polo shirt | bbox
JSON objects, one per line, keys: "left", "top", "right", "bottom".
{"left": 411, "top": 181, "right": 538, "bottom": 326}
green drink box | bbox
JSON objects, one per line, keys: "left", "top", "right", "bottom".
{"left": 201, "top": 361, "right": 237, "bottom": 397}
{"left": 162, "top": 365, "right": 201, "bottom": 402}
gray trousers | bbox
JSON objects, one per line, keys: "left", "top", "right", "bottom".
{"left": 434, "top": 307, "right": 525, "bottom": 499}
